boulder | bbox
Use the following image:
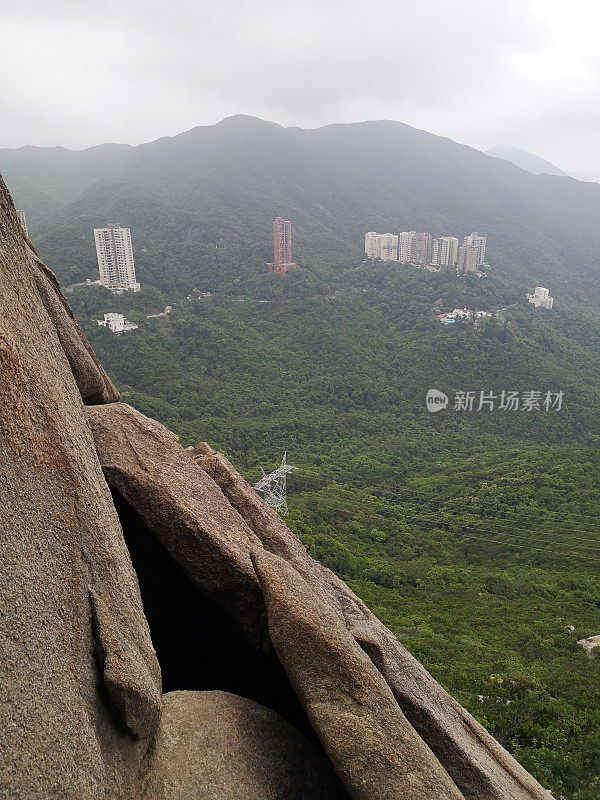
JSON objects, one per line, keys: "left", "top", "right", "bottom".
{"left": 90, "top": 588, "right": 162, "bottom": 738}
{"left": 87, "top": 412, "right": 554, "bottom": 800}
{"left": 29, "top": 249, "right": 119, "bottom": 404}
{"left": 0, "top": 176, "right": 160, "bottom": 800}
{"left": 141, "top": 691, "right": 349, "bottom": 800}
{"left": 251, "top": 547, "right": 465, "bottom": 800}
{"left": 89, "top": 420, "right": 552, "bottom": 798}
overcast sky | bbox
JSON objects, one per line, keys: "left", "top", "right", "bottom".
{"left": 1, "top": 0, "right": 599, "bottom": 172}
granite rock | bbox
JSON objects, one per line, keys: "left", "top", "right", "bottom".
{"left": 141, "top": 691, "right": 350, "bottom": 800}
{"left": 0, "top": 176, "right": 160, "bottom": 800}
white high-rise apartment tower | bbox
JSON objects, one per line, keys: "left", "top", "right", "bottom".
{"left": 94, "top": 224, "right": 140, "bottom": 291}
{"left": 458, "top": 244, "right": 480, "bottom": 272}
{"left": 462, "top": 232, "right": 487, "bottom": 266}
{"left": 365, "top": 232, "right": 398, "bottom": 261}
{"left": 365, "top": 231, "right": 382, "bottom": 259}
{"left": 398, "top": 231, "right": 415, "bottom": 263}
{"left": 17, "top": 210, "right": 28, "bottom": 237}
{"left": 436, "top": 236, "right": 459, "bottom": 266}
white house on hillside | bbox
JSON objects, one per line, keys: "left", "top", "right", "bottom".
{"left": 98, "top": 313, "right": 138, "bottom": 333}
{"left": 527, "top": 286, "right": 554, "bottom": 309}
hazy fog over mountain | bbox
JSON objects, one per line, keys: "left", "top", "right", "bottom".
{"left": 570, "top": 171, "right": 600, "bottom": 183}
{"left": 3, "top": 114, "right": 600, "bottom": 298}
{"left": 486, "top": 146, "right": 567, "bottom": 177}
{"left": 1, "top": 0, "right": 600, "bottom": 173}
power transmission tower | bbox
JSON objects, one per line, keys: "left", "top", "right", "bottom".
{"left": 253, "top": 452, "right": 297, "bottom": 516}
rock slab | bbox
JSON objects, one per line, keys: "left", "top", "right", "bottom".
{"left": 0, "top": 175, "right": 160, "bottom": 800}
{"left": 141, "top": 691, "right": 350, "bottom": 800}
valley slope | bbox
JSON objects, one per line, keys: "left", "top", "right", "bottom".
{"left": 4, "top": 117, "right": 600, "bottom": 799}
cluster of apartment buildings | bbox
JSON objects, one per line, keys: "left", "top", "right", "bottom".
{"left": 365, "top": 230, "right": 487, "bottom": 273}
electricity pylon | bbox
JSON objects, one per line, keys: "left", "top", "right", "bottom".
{"left": 253, "top": 452, "right": 297, "bottom": 515}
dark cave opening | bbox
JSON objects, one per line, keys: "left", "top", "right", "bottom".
{"left": 112, "top": 489, "right": 319, "bottom": 745}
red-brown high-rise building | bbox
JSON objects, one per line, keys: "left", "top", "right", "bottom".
{"left": 273, "top": 217, "right": 292, "bottom": 264}
{"left": 267, "top": 216, "right": 297, "bottom": 274}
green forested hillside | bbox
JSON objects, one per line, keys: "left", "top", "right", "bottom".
{"left": 4, "top": 115, "right": 600, "bottom": 300}
{"left": 0, "top": 142, "right": 132, "bottom": 216}
{"left": 70, "top": 265, "right": 600, "bottom": 462}
{"left": 67, "top": 264, "right": 600, "bottom": 799}
{"left": 7, "top": 116, "right": 600, "bottom": 798}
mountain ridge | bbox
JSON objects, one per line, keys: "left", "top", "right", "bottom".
{"left": 485, "top": 145, "right": 567, "bottom": 177}
{"left": 2, "top": 115, "right": 600, "bottom": 297}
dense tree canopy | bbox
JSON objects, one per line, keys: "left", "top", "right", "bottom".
{"left": 67, "top": 262, "right": 600, "bottom": 800}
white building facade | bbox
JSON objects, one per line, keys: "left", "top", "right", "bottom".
{"left": 94, "top": 225, "right": 140, "bottom": 292}
{"left": 462, "top": 232, "right": 487, "bottom": 266}
{"left": 398, "top": 231, "right": 415, "bottom": 263}
{"left": 380, "top": 233, "right": 399, "bottom": 261}
{"left": 365, "top": 231, "right": 382, "bottom": 259}
{"left": 527, "top": 286, "right": 554, "bottom": 309}
{"left": 458, "top": 244, "right": 480, "bottom": 272}
{"left": 97, "top": 313, "right": 139, "bottom": 333}
{"left": 365, "top": 232, "right": 398, "bottom": 261}
{"left": 98, "top": 313, "right": 125, "bottom": 333}
{"left": 432, "top": 236, "right": 459, "bottom": 266}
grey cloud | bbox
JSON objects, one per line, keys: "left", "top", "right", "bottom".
{"left": 0, "top": 0, "right": 597, "bottom": 171}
